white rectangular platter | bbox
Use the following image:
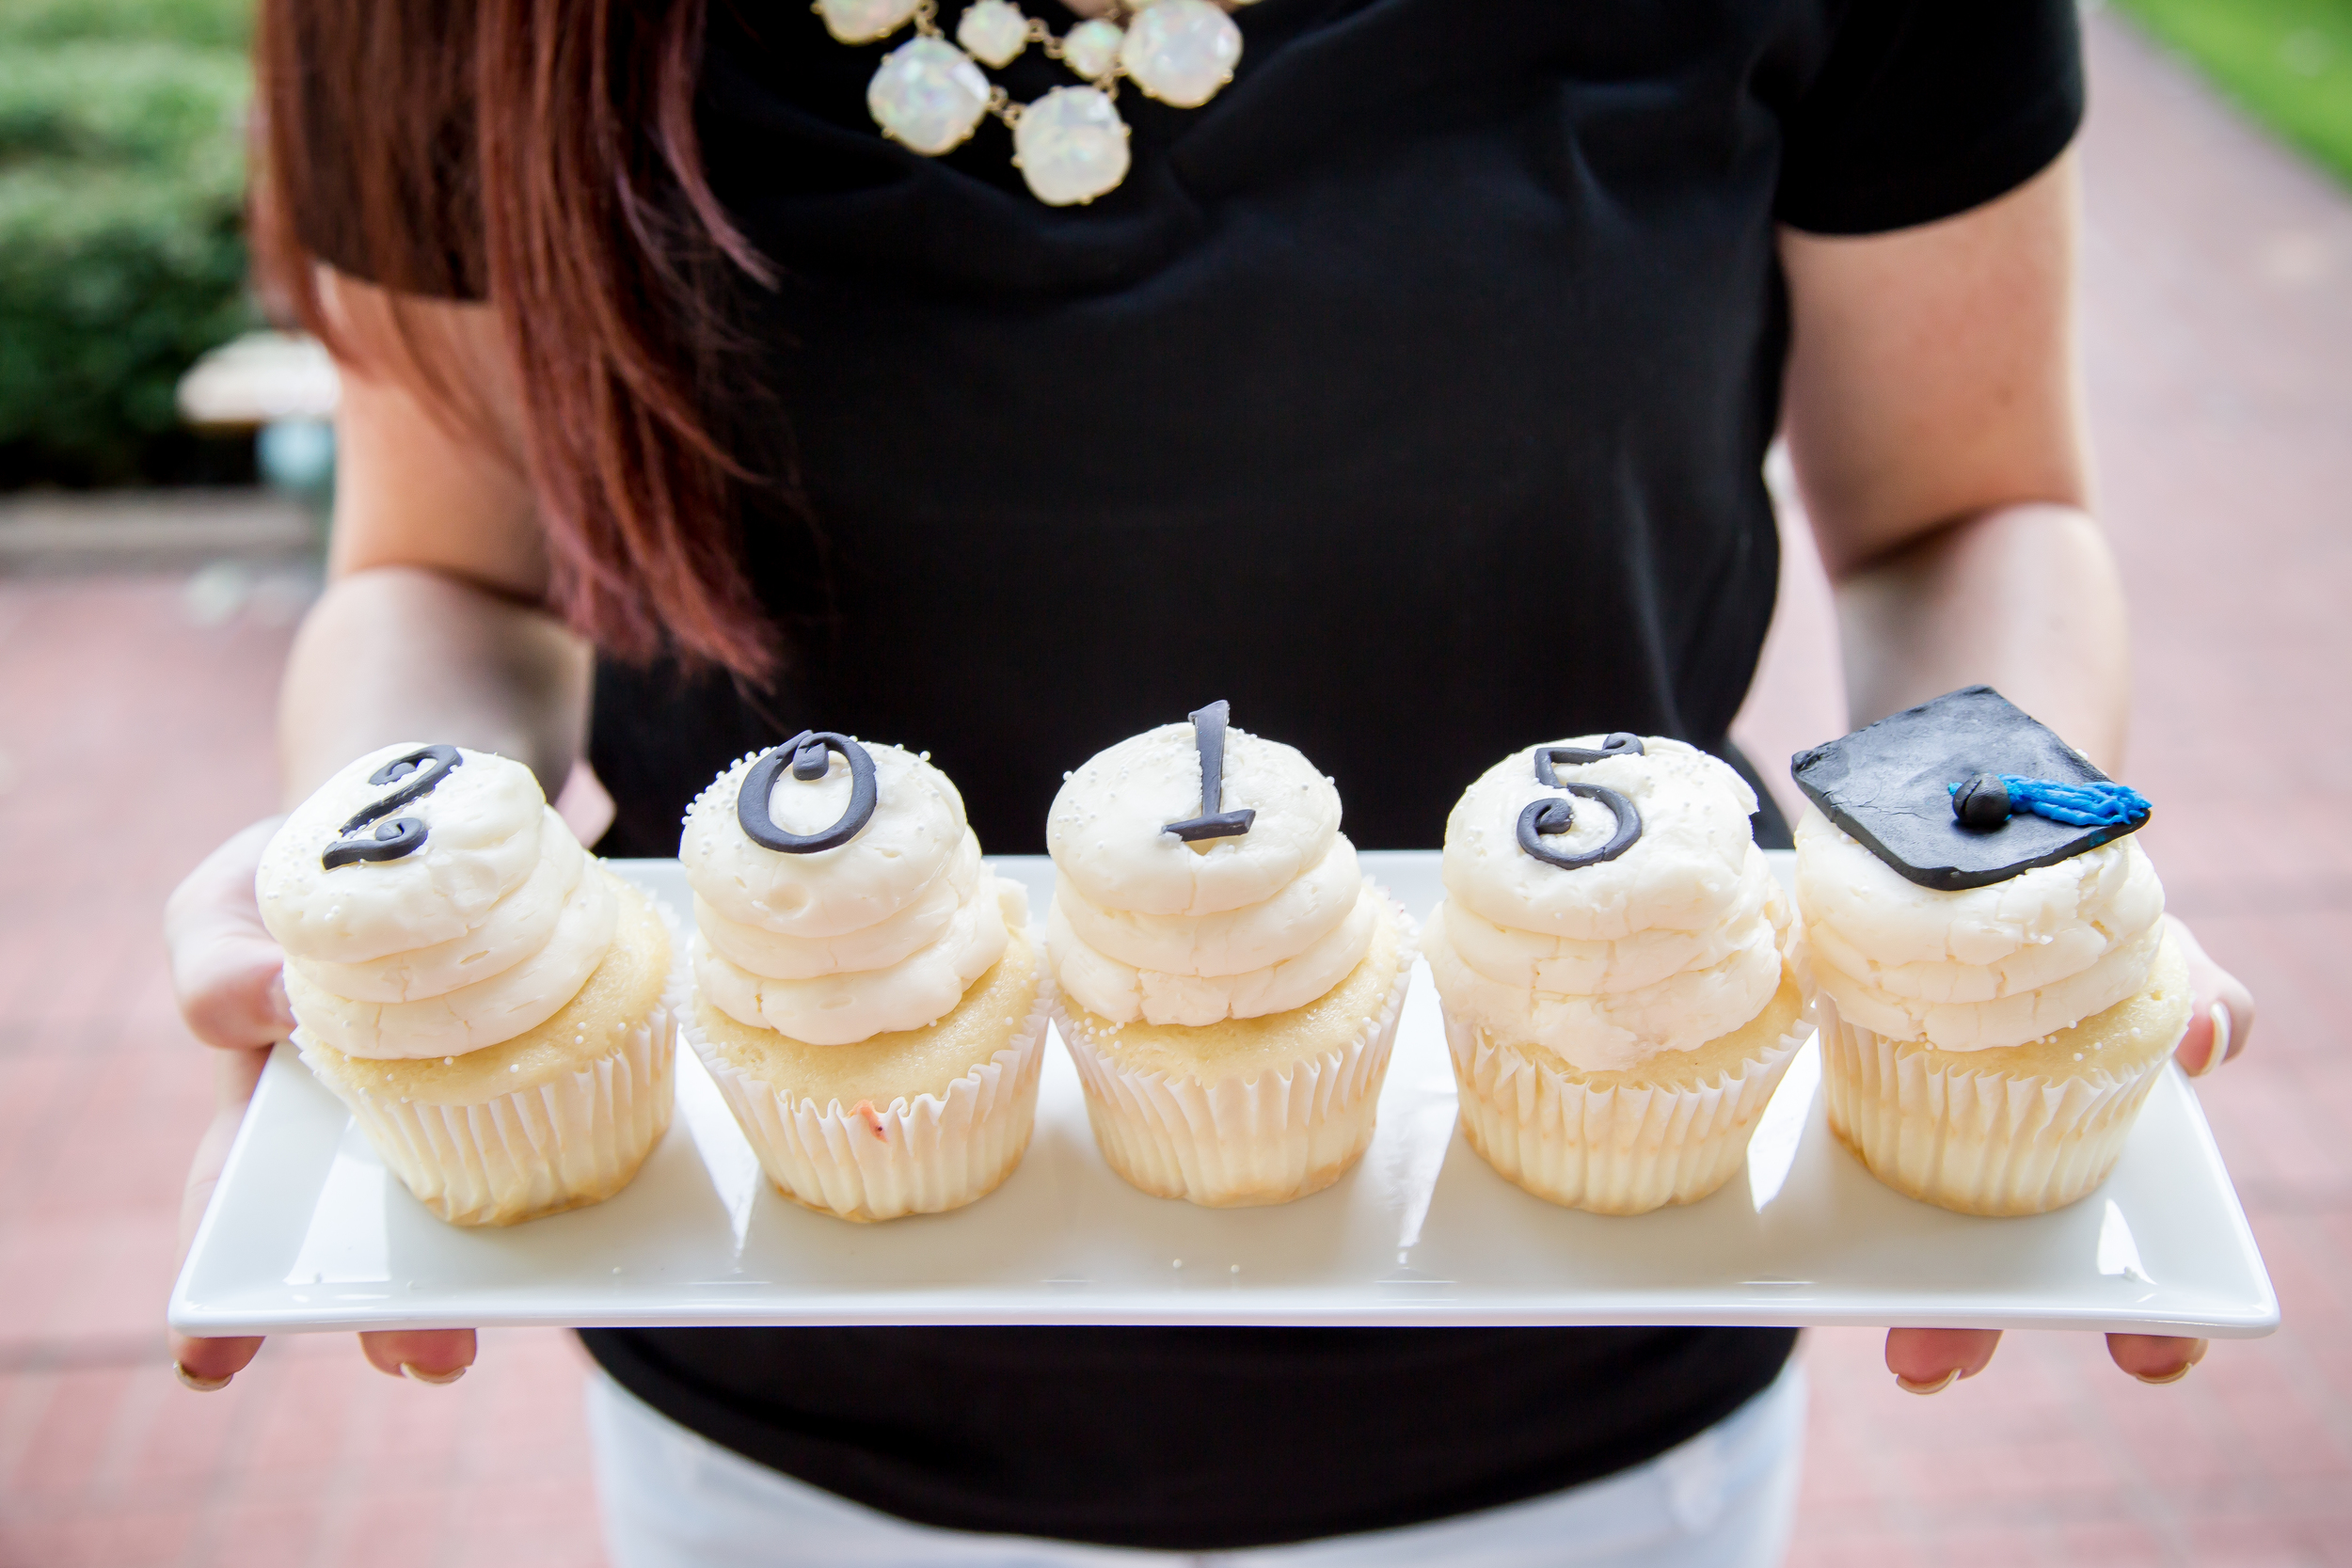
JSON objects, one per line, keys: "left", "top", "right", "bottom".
{"left": 170, "top": 852, "right": 2279, "bottom": 1338}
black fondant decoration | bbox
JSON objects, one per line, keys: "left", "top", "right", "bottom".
{"left": 324, "top": 817, "right": 429, "bottom": 869}
{"left": 739, "top": 731, "right": 878, "bottom": 854}
{"left": 1790, "top": 686, "right": 2151, "bottom": 891}
{"left": 1517, "top": 735, "right": 1645, "bottom": 871}
{"left": 1164, "top": 700, "right": 1256, "bottom": 843}
{"left": 1950, "top": 772, "right": 2012, "bottom": 831}
{"left": 1534, "top": 733, "right": 1645, "bottom": 786}
{"left": 322, "top": 744, "right": 463, "bottom": 870}
{"left": 1518, "top": 784, "right": 1643, "bottom": 871}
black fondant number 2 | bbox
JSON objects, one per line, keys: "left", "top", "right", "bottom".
{"left": 323, "top": 745, "right": 464, "bottom": 870}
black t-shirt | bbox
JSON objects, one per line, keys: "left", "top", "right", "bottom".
{"left": 301, "top": 0, "right": 2079, "bottom": 1548}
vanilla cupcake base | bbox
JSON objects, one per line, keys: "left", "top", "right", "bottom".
{"left": 296, "top": 874, "right": 681, "bottom": 1227}
{"left": 1055, "top": 896, "right": 1415, "bottom": 1208}
{"left": 686, "top": 930, "right": 1052, "bottom": 1223}
{"left": 1443, "top": 965, "right": 1811, "bottom": 1216}
{"left": 1820, "top": 927, "right": 2194, "bottom": 1216}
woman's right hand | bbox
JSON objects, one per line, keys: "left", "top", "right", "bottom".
{"left": 165, "top": 816, "right": 477, "bottom": 1389}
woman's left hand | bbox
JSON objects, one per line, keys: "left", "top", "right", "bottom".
{"left": 1883, "top": 915, "right": 2254, "bottom": 1392}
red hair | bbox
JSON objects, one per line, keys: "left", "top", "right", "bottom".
{"left": 252, "top": 0, "right": 782, "bottom": 680}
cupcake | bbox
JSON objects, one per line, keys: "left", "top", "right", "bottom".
{"left": 1046, "top": 702, "right": 1413, "bottom": 1208}
{"left": 260, "top": 743, "right": 678, "bottom": 1227}
{"left": 1422, "top": 735, "right": 1808, "bottom": 1214}
{"left": 1791, "top": 686, "right": 2187, "bottom": 1215}
{"left": 681, "top": 732, "right": 1047, "bottom": 1222}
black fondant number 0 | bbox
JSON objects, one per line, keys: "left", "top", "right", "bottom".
{"left": 323, "top": 744, "right": 464, "bottom": 870}
{"left": 739, "top": 731, "right": 878, "bottom": 854}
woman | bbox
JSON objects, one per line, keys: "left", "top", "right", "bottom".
{"left": 167, "top": 0, "right": 2254, "bottom": 1561}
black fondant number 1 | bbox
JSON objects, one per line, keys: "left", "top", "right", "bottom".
{"left": 739, "top": 731, "right": 878, "bottom": 854}
{"left": 1163, "top": 700, "right": 1255, "bottom": 843}
{"left": 323, "top": 745, "right": 464, "bottom": 870}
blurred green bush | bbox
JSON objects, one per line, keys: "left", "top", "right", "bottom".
{"left": 0, "top": 0, "right": 256, "bottom": 488}
{"left": 2113, "top": 0, "right": 2352, "bottom": 190}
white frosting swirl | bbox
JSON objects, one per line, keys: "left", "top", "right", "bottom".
{"left": 285, "top": 867, "right": 616, "bottom": 1056}
{"left": 1046, "top": 721, "right": 1342, "bottom": 917}
{"left": 693, "top": 879, "right": 1019, "bottom": 1045}
{"left": 1052, "top": 832, "right": 1362, "bottom": 976}
{"left": 694, "top": 832, "right": 981, "bottom": 978}
{"left": 1794, "top": 805, "right": 2166, "bottom": 1050}
{"left": 258, "top": 742, "right": 548, "bottom": 962}
{"left": 290, "top": 814, "right": 584, "bottom": 1002}
{"left": 1439, "top": 737, "right": 1762, "bottom": 942}
{"left": 683, "top": 744, "right": 965, "bottom": 937}
{"left": 260, "top": 744, "right": 614, "bottom": 1059}
{"left": 681, "top": 740, "right": 1012, "bottom": 1045}
{"left": 1045, "top": 720, "right": 1375, "bottom": 1025}
{"left": 1438, "top": 846, "right": 1772, "bottom": 995}
{"left": 1423, "top": 737, "right": 1788, "bottom": 1069}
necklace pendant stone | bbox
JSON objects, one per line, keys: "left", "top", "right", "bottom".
{"left": 816, "top": 0, "right": 919, "bottom": 45}
{"left": 1120, "top": 0, "right": 1241, "bottom": 107}
{"left": 956, "top": 0, "right": 1029, "bottom": 68}
{"left": 867, "top": 37, "right": 993, "bottom": 155}
{"left": 1012, "top": 86, "right": 1131, "bottom": 205}
{"left": 1061, "top": 18, "right": 1124, "bottom": 81}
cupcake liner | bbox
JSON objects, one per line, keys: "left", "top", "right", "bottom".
{"left": 1441, "top": 997, "right": 1814, "bottom": 1216}
{"left": 683, "top": 970, "right": 1053, "bottom": 1224}
{"left": 1055, "top": 895, "right": 1417, "bottom": 1209}
{"left": 298, "top": 905, "right": 686, "bottom": 1227}
{"left": 1818, "top": 995, "right": 2178, "bottom": 1216}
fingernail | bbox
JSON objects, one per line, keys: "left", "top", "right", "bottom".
{"left": 2193, "top": 1005, "right": 2231, "bottom": 1076}
{"left": 268, "top": 973, "right": 297, "bottom": 1037}
{"left": 174, "top": 1360, "right": 233, "bottom": 1392}
{"left": 2134, "top": 1338, "right": 2208, "bottom": 1385}
{"left": 1896, "top": 1369, "right": 1961, "bottom": 1396}
{"left": 400, "top": 1362, "right": 467, "bottom": 1386}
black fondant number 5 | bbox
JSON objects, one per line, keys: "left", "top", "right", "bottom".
{"left": 323, "top": 745, "right": 464, "bottom": 870}
{"left": 1518, "top": 734, "right": 1643, "bottom": 871}
{"left": 739, "top": 731, "right": 878, "bottom": 854}
{"left": 1534, "top": 733, "right": 1643, "bottom": 785}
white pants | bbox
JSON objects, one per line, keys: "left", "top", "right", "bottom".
{"left": 588, "top": 1358, "right": 1805, "bottom": 1568}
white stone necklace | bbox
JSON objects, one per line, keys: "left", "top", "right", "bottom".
{"left": 818, "top": 0, "right": 1249, "bottom": 206}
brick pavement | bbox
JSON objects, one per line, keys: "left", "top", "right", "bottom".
{"left": 0, "top": 579, "right": 607, "bottom": 1568}
{"left": 1, "top": 10, "right": 2347, "bottom": 1566}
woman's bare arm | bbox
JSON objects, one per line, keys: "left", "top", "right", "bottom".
{"left": 1783, "top": 153, "right": 2129, "bottom": 762}
{"left": 1781, "top": 151, "right": 2251, "bottom": 1390}
{"left": 284, "top": 277, "right": 586, "bottom": 800}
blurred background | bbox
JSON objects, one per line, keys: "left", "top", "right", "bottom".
{"left": 2, "top": 1, "right": 2348, "bottom": 1563}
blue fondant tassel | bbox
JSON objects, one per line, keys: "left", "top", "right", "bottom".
{"left": 1947, "top": 774, "right": 2151, "bottom": 830}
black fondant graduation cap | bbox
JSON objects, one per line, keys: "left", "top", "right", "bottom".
{"left": 1789, "top": 686, "right": 2150, "bottom": 891}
